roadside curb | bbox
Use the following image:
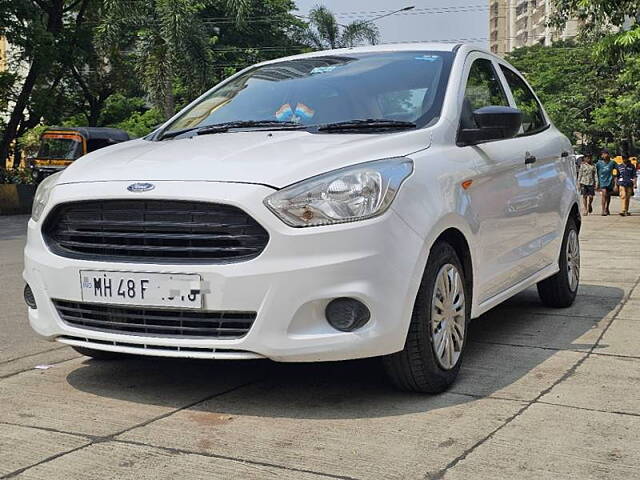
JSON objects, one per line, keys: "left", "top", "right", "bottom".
{"left": 0, "top": 184, "right": 36, "bottom": 215}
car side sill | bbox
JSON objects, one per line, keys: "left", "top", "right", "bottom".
{"left": 472, "top": 263, "right": 560, "bottom": 318}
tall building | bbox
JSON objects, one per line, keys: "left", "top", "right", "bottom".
{"left": 489, "top": 0, "right": 579, "bottom": 55}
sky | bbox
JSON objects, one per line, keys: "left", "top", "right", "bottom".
{"left": 294, "top": 0, "right": 489, "bottom": 47}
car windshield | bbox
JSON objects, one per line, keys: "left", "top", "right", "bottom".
{"left": 161, "top": 51, "right": 454, "bottom": 136}
{"left": 37, "top": 135, "right": 83, "bottom": 160}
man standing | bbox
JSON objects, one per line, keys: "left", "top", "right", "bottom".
{"left": 596, "top": 149, "right": 617, "bottom": 216}
{"left": 577, "top": 154, "right": 596, "bottom": 215}
{"left": 617, "top": 154, "right": 637, "bottom": 216}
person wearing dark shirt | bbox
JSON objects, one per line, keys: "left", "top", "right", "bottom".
{"left": 616, "top": 155, "right": 637, "bottom": 216}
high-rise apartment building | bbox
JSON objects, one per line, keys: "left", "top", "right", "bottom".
{"left": 489, "top": 0, "right": 579, "bottom": 55}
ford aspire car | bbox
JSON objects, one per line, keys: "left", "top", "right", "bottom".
{"left": 24, "top": 43, "right": 580, "bottom": 393}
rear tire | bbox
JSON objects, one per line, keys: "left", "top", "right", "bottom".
{"left": 383, "top": 241, "right": 470, "bottom": 393}
{"left": 537, "top": 217, "right": 580, "bottom": 308}
{"left": 71, "top": 346, "right": 128, "bottom": 360}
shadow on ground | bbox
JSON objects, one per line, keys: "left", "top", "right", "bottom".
{"left": 65, "top": 284, "right": 623, "bottom": 419}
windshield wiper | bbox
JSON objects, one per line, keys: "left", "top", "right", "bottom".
{"left": 158, "top": 120, "right": 306, "bottom": 140}
{"left": 157, "top": 127, "right": 199, "bottom": 140}
{"left": 317, "top": 119, "right": 417, "bottom": 132}
{"left": 196, "top": 120, "right": 306, "bottom": 136}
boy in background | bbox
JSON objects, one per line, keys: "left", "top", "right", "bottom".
{"left": 616, "top": 154, "right": 637, "bottom": 216}
{"left": 596, "top": 149, "right": 617, "bottom": 216}
{"left": 577, "top": 154, "right": 596, "bottom": 215}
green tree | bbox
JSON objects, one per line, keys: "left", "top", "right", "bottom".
{"left": 0, "top": 0, "right": 93, "bottom": 168}
{"left": 194, "top": 0, "right": 306, "bottom": 87}
{"left": 506, "top": 41, "right": 616, "bottom": 145}
{"left": 552, "top": 0, "right": 640, "bottom": 60}
{"left": 68, "top": 12, "right": 139, "bottom": 128}
{"left": 592, "top": 56, "right": 640, "bottom": 148}
{"left": 300, "top": 5, "right": 380, "bottom": 49}
{"left": 552, "top": 1, "right": 640, "bottom": 150}
{"left": 114, "top": 108, "right": 165, "bottom": 138}
{"left": 98, "top": 0, "right": 252, "bottom": 120}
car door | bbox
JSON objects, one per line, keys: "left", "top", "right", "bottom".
{"left": 459, "top": 53, "right": 541, "bottom": 304}
{"left": 497, "top": 62, "right": 569, "bottom": 268}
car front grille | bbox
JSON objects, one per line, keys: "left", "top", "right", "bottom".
{"left": 53, "top": 300, "right": 256, "bottom": 339}
{"left": 42, "top": 200, "right": 269, "bottom": 263}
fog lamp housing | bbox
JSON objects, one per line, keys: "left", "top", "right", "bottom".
{"left": 325, "top": 298, "right": 370, "bottom": 332}
{"left": 24, "top": 284, "right": 37, "bottom": 309}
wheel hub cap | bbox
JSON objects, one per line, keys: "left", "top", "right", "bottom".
{"left": 566, "top": 229, "right": 580, "bottom": 292}
{"left": 431, "top": 264, "right": 466, "bottom": 370}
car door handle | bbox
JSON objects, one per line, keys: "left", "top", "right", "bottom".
{"left": 561, "top": 151, "right": 569, "bottom": 157}
{"left": 525, "top": 153, "right": 537, "bottom": 164}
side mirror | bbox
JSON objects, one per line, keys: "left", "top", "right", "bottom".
{"left": 458, "top": 106, "right": 523, "bottom": 146}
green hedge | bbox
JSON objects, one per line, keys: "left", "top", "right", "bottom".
{"left": 0, "top": 168, "right": 35, "bottom": 185}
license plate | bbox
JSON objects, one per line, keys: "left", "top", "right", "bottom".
{"left": 79, "top": 271, "right": 203, "bottom": 309}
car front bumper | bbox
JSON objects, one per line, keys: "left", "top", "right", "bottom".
{"left": 24, "top": 181, "right": 425, "bottom": 362}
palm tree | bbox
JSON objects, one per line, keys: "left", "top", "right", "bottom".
{"left": 301, "top": 5, "right": 380, "bottom": 50}
{"left": 98, "top": 0, "right": 250, "bottom": 120}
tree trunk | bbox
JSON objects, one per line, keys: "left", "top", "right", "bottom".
{"left": 13, "top": 143, "right": 22, "bottom": 168}
{"left": 0, "top": 0, "right": 67, "bottom": 171}
{"left": 163, "top": 75, "right": 175, "bottom": 119}
{"left": 0, "top": 59, "right": 41, "bottom": 170}
{"left": 87, "top": 100, "right": 101, "bottom": 126}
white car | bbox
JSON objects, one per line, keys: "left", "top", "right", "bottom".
{"left": 24, "top": 43, "right": 580, "bottom": 393}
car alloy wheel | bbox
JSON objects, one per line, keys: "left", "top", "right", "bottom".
{"left": 566, "top": 229, "right": 580, "bottom": 292}
{"left": 430, "top": 263, "right": 466, "bottom": 370}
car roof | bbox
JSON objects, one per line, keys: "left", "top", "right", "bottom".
{"left": 260, "top": 43, "right": 458, "bottom": 62}
{"left": 255, "top": 42, "right": 496, "bottom": 67}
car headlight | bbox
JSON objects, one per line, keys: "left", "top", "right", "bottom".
{"left": 264, "top": 158, "right": 413, "bottom": 227}
{"left": 31, "top": 172, "right": 61, "bottom": 222}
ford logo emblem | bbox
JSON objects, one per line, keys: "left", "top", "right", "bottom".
{"left": 127, "top": 183, "right": 155, "bottom": 193}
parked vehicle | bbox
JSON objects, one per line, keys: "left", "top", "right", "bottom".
{"left": 24, "top": 44, "right": 580, "bottom": 393}
{"left": 28, "top": 127, "right": 130, "bottom": 183}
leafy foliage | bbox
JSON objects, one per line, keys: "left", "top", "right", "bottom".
{"left": 506, "top": 41, "right": 616, "bottom": 145}
{"left": 299, "top": 5, "right": 380, "bottom": 49}
{"left": 0, "top": 0, "right": 94, "bottom": 167}
{"left": 114, "top": 108, "right": 165, "bottom": 138}
{"left": 17, "top": 124, "right": 48, "bottom": 158}
{"left": 0, "top": 167, "right": 34, "bottom": 184}
{"left": 552, "top": 0, "right": 640, "bottom": 60}
{"left": 591, "top": 56, "right": 640, "bottom": 145}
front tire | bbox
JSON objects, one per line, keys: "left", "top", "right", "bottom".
{"left": 383, "top": 241, "right": 470, "bottom": 393}
{"left": 537, "top": 217, "right": 580, "bottom": 308}
{"left": 71, "top": 346, "right": 128, "bottom": 360}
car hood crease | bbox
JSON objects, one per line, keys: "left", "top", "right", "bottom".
{"left": 58, "top": 129, "right": 431, "bottom": 188}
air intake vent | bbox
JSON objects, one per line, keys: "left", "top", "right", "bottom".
{"left": 42, "top": 200, "right": 269, "bottom": 264}
{"left": 54, "top": 300, "right": 256, "bottom": 339}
